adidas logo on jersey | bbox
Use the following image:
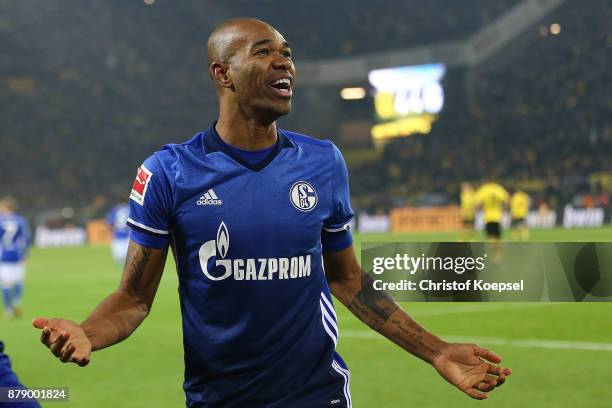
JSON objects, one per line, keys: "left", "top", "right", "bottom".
{"left": 197, "top": 189, "right": 222, "bottom": 206}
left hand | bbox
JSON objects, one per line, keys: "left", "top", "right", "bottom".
{"left": 433, "top": 343, "right": 512, "bottom": 400}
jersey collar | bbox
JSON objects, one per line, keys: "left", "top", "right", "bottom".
{"left": 203, "top": 122, "right": 294, "bottom": 172}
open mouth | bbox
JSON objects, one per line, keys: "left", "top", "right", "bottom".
{"left": 269, "top": 78, "right": 292, "bottom": 98}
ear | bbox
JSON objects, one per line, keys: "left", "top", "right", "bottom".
{"left": 209, "top": 61, "right": 233, "bottom": 89}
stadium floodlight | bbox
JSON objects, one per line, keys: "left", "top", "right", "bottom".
{"left": 340, "top": 87, "right": 366, "bottom": 100}
{"left": 550, "top": 23, "right": 561, "bottom": 35}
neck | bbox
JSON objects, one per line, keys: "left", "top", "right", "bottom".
{"left": 216, "top": 105, "right": 278, "bottom": 151}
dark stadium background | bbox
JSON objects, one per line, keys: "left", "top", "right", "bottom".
{"left": 2, "top": 0, "right": 610, "bottom": 224}
{"left": 1, "top": 1, "right": 611, "bottom": 407}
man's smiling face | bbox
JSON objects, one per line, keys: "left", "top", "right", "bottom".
{"left": 226, "top": 21, "right": 296, "bottom": 120}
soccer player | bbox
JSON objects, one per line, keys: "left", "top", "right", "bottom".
{"left": 105, "top": 203, "right": 130, "bottom": 265}
{"left": 0, "top": 341, "right": 41, "bottom": 408}
{"left": 510, "top": 190, "right": 531, "bottom": 241}
{"left": 459, "top": 182, "right": 476, "bottom": 241}
{"left": 475, "top": 181, "right": 509, "bottom": 240}
{"left": 0, "top": 197, "right": 30, "bottom": 320}
{"left": 33, "top": 19, "right": 511, "bottom": 407}
{"left": 475, "top": 181, "right": 509, "bottom": 262}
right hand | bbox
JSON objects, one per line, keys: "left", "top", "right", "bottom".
{"left": 433, "top": 343, "right": 511, "bottom": 400}
{"left": 32, "top": 317, "right": 92, "bottom": 367}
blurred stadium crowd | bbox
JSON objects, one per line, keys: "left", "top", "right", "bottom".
{"left": 349, "top": 0, "right": 612, "bottom": 212}
{"left": 233, "top": 0, "right": 519, "bottom": 58}
{"left": 1, "top": 0, "right": 610, "bottom": 227}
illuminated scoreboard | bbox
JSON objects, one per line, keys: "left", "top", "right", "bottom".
{"left": 368, "top": 63, "right": 446, "bottom": 140}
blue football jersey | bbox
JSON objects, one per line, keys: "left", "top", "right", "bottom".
{"left": 105, "top": 204, "right": 130, "bottom": 240}
{"left": 0, "top": 214, "right": 29, "bottom": 263}
{"left": 127, "top": 124, "right": 354, "bottom": 408}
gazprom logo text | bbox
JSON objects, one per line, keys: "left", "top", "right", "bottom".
{"left": 199, "top": 221, "right": 311, "bottom": 281}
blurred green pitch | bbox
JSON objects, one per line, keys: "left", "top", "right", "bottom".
{"left": 2, "top": 227, "right": 612, "bottom": 407}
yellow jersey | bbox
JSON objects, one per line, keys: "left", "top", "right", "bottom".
{"left": 460, "top": 190, "right": 476, "bottom": 221}
{"left": 475, "top": 183, "right": 509, "bottom": 223}
{"left": 511, "top": 191, "right": 530, "bottom": 219}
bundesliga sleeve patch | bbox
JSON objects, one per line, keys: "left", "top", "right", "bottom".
{"left": 130, "top": 164, "right": 153, "bottom": 205}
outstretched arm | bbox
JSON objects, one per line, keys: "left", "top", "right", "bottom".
{"left": 324, "top": 245, "right": 511, "bottom": 400}
{"left": 33, "top": 240, "right": 168, "bottom": 366}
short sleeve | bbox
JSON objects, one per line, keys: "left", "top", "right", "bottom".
{"left": 322, "top": 144, "right": 354, "bottom": 252}
{"left": 127, "top": 154, "right": 172, "bottom": 249}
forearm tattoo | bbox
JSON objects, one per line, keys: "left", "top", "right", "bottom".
{"left": 388, "top": 317, "right": 440, "bottom": 358}
{"left": 348, "top": 273, "right": 441, "bottom": 359}
{"left": 124, "top": 243, "right": 153, "bottom": 292}
{"left": 348, "top": 273, "right": 399, "bottom": 331}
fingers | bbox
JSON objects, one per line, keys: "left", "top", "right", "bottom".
{"left": 483, "top": 374, "right": 498, "bottom": 385}
{"left": 487, "top": 363, "right": 512, "bottom": 377}
{"left": 60, "top": 345, "right": 90, "bottom": 366}
{"left": 40, "top": 327, "right": 51, "bottom": 345}
{"left": 464, "top": 365, "right": 508, "bottom": 399}
{"left": 32, "top": 317, "right": 49, "bottom": 329}
{"left": 494, "top": 367, "right": 507, "bottom": 386}
{"left": 49, "top": 332, "right": 70, "bottom": 357}
{"left": 59, "top": 344, "right": 75, "bottom": 363}
{"left": 35, "top": 318, "right": 62, "bottom": 347}
{"left": 33, "top": 318, "right": 91, "bottom": 367}
{"left": 475, "top": 345, "right": 512, "bottom": 386}
{"left": 482, "top": 363, "right": 512, "bottom": 390}
{"left": 43, "top": 326, "right": 66, "bottom": 346}
{"left": 73, "top": 354, "right": 90, "bottom": 367}
{"left": 475, "top": 346, "right": 502, "bottom": 363}
{"left": 469, "top": 373, "right": 498, "bottom": 392}
{"left": 48, "top": 331, "right": 83, "bottom": 365}
{"left": 473, "top": 381, "right": 496, "bottom": 392}
{"left": 465, "top": 388, "right": 488, "bottom": 400}
{"left": 79, "top": 357, "right": 90, "bottom": 367}
{"left": 58, "top": 343, "right": 90, "bottom": 366}
{"left": 47, "top": 335, "right": 91, "bottom": 366}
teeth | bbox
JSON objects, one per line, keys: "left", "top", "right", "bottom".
{"left": 272, "top": 78, "right": 291, "bottom": 86}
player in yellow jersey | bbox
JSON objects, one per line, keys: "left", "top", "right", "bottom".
{"left": 475, "top": 182, "right": 509, "bottom": 261}
{"left": 510, "top": 190, "right": 531, "bottom": 241}
{"left": 459, "top": 182, "right": 477, "bottom": 241}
